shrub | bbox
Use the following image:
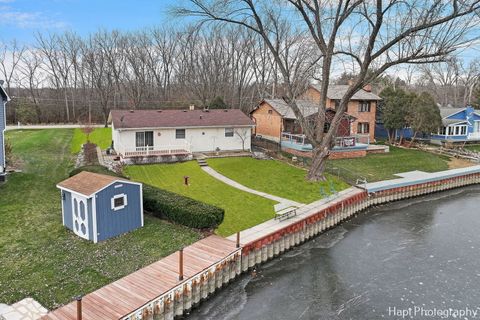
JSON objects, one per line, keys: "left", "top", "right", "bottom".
{"left": 69, "top": 165, "right": 224, "bottom": 229}
{"left": 143, "top": 185, "right": 224, "bottom": 229}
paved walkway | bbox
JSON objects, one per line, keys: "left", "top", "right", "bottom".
{"left": 1, "top": 298, "right": 47, "bottom": 320}
{"left": 201, "top": 166, "right": 303, "bottom": 207}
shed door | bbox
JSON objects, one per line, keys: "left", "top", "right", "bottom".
{"left": 72, "top": 195, "right": 89, "bottom": 240}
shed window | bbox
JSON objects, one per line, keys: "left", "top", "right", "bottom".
{"left": 358, "top": 101, "right": 371, "bottom": 112}
{"left": 136, "top": 131, "right": 154, "bottom": 148}
{"left": 176, "top": 129, "right": 186, "bottom": 139}
{"left": 225, "top": 128, "right": 234, "bottom": 137}
{"left": 111, "top": 194, "right": 128, "bottom": 211}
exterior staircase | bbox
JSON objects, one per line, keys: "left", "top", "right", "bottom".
{"left": 197, "top": 158, "right": 208, "bottom": 167}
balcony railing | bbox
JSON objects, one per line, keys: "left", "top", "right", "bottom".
{"left": 124, "top": 141, "right": 191, "bottom": 157}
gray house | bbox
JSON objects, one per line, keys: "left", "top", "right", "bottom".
{"left": 57, "top": 171, "right": 144, "bottom": 242}
{"left": 0, "top": 80, "right": 9, "bottom": 179}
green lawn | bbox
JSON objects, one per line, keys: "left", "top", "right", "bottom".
{"left": 0, "top": 129, "right": 200, "bottom": 309}
{"left": 327, "top": 146, "right": 450, "bottom": 182}
{"left": 208, "top": 157, "right": 349, "bottom": 204}
{"left": 124, "top": 162, "right": 277, "bottom": 236}
{"left": 464, "top": 145, "right": 480, "bottom": 152}
{"left": 70, "top": 127, "right": 112, "bottom": 153}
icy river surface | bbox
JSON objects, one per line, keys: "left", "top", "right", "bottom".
{"left": 188, "top": 185, "right": 480, "bottom": 320}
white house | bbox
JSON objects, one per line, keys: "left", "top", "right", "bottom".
{"left": 108, "top": 108, "right": 255, "bottom": 162}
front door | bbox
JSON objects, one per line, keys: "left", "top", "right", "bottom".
{"left": 72, "top": 195, "right": 89, "bottom": 240}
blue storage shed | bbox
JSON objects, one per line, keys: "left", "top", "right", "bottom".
{"left": 57, "top": 171, "right": 143, "bottom": 242}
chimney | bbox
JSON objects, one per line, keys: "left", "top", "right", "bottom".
{"left": 189, "top": 104, "right": 195, "bottom": 111}
{"left": 363, "top": 84, "right": 372, "bottom": 92}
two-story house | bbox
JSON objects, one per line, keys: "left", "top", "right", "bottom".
{"left": 0, "top": 80, "right": 10, "bottom": 179}
{"left": 301, "top": 84, "right": 381, "bottom": 142}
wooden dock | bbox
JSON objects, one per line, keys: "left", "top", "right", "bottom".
{"left": 42, "top": 235, "right": 240, "bottom": 320}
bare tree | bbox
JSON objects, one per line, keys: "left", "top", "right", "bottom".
{"left": 175, "top": 0, "right": 480, "bottom": 180}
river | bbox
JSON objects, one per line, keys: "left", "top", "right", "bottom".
{"left": 188, "top": 186, "right": 480, "bottom": 320}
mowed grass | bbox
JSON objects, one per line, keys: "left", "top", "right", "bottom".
{"left": 70, "top": 127, "right": 112, "bottom": 153}
{"left": 327, "top": 146, "right": 450, "bottom": 182}
{"left": 124, "top": 162, "right": 277, "bottom": 236}
{"left": 208, "top": 157, "right": 349, "bottom": 204}
{"left": 0, "top": 129, "right": 200, "bottom": 309}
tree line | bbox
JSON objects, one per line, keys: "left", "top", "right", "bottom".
{"left": 1, "top": 25, "right": 290, "bottom": 125}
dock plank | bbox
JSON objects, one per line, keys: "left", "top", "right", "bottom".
{"left": 42, "top": 236, "right": 239, "bottom": 320}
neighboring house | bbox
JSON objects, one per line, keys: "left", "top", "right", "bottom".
{"left": 109, "top": 108, "right": 255, "bottom": 162}
{"left": 431, "top": 106, "right": 480, "bottom": 142}
{"left": 301, "top": 84, "right": 381, "bottom": 142}
{"left": 57, "top": 171, "right": 143, "bottom": 243}
{"left": 0, "top": 81, "right": 10, "bottom": 179}
{"left": 250, "top": 98, "right": 354, "bottom": 145}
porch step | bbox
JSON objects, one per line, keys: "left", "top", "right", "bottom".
{"left": 197, "top": 159, "right": 208, "bottom": 167}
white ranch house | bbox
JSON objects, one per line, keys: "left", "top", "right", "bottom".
{"left": 108, "top": 108, "right": 254, "bottom": 162}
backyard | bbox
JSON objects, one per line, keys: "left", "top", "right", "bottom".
{"left": 70, "top": 127, "right": 112, "bottom": 153}
{"left": 207, "top": 157, "right": 349, "bottom": 203}
{"left": 124, "top": 162, "right": 277, "bottom": 236}
{"left": 326, "top": 146, "right": 451, "bottom": 182}
{"left": 0, "top": 129, "right": 200, "bottom": 309}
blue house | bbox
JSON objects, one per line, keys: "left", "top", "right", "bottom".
{"left": 0, "top": 80, "right": 10, "bottom": 179}
{"left": 431, "top": 106, "right": 480, "bottom": 142}
{"left": 57, "top": 171, "right": 143, "bottom": 242}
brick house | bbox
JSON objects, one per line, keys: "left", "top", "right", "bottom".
{"left": 250, "top": 99, "right": 354, "bottom": 142}
{"left": 301, "top": 84, "right": 381, "bottom": 142}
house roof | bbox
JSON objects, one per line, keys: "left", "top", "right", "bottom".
{"left": 57, "top": 171, "right": 131, "bottom": 197}
{"left": 109, "top": 109, "right": 255, "bottom": 129}
{"left": 0, "top": 81, "right": 9, "bottom": 101}
{"left": 310, "top": 84, "right": 382, "bottom": 101}
{"left": 260, "top": 99, "right": 356, "bottom": 120}
{"left": 263, "top": 99, "right": 319, "bottom": 119}
{"left": 439, "top": 107, "right": 465, "bottom": 119}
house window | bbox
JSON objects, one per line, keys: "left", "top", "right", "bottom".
{"left": 225, "top": 128, "right": 234, "bottom": 137}
{"left": 135, "top": 131, "right": 154, "bottom": 148}
{"left": 111, "top": 194, "right": 128, "bottom": 211}
{"left": 461, "top": 126, "right": 467, "bottom": 135}
{"left": 358, "top": 101, "right": 371, "bottom": 112}
{"left": 324, "top": 122, "right": 331, "bottom": 133}
{"left": 334, "top": 100, "right": 340, "bottom": 108}
{"left": 357, "top": 122, "right": 370, "bottom": 134}
{"left": 268, "top": 109, "right": 273, "bottom": 114}
{"left": 176, "top": 129, "right": 186, "bottom": 139}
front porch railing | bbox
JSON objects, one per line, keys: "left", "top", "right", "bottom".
{"left": 124, "top": 140, "right": 191, "bottom": 157}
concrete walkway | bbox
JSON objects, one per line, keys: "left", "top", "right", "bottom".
{"left": 201, "top": 166, "right": 303, "bottom": 207}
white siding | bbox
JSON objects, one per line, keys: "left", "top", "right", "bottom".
{"left": 112, "top": 126, "right": 252, "bottom": 154}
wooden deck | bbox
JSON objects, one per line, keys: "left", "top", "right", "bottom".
{"left": 42, "top": 235, "right": 239, "bottom": 320}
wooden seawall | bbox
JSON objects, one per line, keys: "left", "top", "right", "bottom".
{"left": 43, "top": 166, "right": 480, "bottom": 320}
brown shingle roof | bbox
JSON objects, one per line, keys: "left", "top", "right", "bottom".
{"left": 109, "top": 109, "right": 255, "bottom": 129}
{"left": 57, "top": 171, "right": 131, "bottom": 197}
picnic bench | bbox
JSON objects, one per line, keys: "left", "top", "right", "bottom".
{"left": 274, "top": 203, "right": 298, "bottom": 221}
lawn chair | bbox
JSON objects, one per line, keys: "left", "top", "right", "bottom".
{"left": 274, "top": 203, "right": 298, "bottom": 221}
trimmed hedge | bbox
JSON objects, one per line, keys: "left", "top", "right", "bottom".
{"left": 142, "top": 185, "right": 224, "bottom": 229}
{"left": 69, "top": 165, "right": 224, "bottom": 229}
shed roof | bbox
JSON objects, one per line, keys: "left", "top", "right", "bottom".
{"left": 310, "top": 84, "right": 382, "bottom": 101}
{"left": 57, "top": 171, "right": 132, "bottom": 197}
{"left": 109, "top": 109, "right": 255, "bottom": 129}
